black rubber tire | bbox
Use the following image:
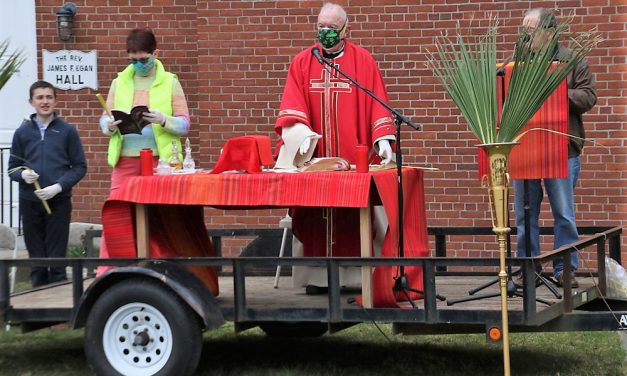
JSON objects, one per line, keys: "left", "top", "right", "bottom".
{"left": 84, "top": 278, "right": 202, "bottom": 376}
{"left": 259, "top": 322, "right": 328, "bottom": 338}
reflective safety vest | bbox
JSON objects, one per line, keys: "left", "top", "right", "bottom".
{"left": 107, "top": 59, "right": 182, "bottom": 167}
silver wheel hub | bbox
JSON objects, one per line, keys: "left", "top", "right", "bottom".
{"left": 102, "top": 302, "right": 173, "bottom": 376}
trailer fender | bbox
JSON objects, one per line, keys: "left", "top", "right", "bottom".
{"left": 73, "top": 261, "right": 224, "bottom": 330}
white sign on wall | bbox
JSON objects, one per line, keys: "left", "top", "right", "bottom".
{"left": 42, "top": 49, "right": 98, "bottom": 90}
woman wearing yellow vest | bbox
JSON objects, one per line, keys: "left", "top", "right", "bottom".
{"left": 97, "top": 27, "right": 190, "bottom": 269}
{"left": 99, "top": 27, "right": 189, "bottom": 188}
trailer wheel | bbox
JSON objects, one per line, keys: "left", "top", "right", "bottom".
{"left": 259, "top": 322, "right": 328, "bottom": 338}
{"left": 84, "top": 279, "right": 202, "bottom": 376}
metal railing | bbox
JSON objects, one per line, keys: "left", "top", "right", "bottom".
{"left": 1, "top": 226, "right": 622, "bottom": 330}
{"left": 0, "top": 147, "right": 19, "bottom": 232}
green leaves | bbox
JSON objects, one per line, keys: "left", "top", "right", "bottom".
{"left": 426, "top": 15, "right": 601, "bottom": 144}
{"left": 427, "top": 19, "right": 498, "bottom": 144}
{"left": 0, "top": 39, "right": 26, "bottom": 91}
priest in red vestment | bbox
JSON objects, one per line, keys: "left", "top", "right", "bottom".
{"left": 274, "top": 3, "right": 396, "bottom": 293}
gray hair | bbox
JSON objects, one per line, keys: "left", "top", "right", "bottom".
{"left": 524, "top": 8, "right": 557, "bottom": 28}
{"left": 319, "top": 2, "right": 348, "bottom": 24}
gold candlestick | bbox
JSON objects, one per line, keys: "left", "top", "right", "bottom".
{"left": 479, "top": 141, "right": 518, "bottom": 376}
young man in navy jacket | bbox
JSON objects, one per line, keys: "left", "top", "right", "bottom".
{"left": 8, "top": 80, "right": 87, "bottom": 287}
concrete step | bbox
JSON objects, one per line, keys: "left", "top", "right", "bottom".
{"left": 0, "top": 233, "right": 27, "bottom": 259}
{"left": 0, "top": 222, "right": 102, "bottom": 260}
{"left": 0, "top": 249, "right": 27, "bottom": 259}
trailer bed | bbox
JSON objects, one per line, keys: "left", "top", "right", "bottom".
{"left": 9, "top": 275, "right": 597, "bottom": 313}
{"left": 2, "top": 225, "right": 623, "bottom": 335}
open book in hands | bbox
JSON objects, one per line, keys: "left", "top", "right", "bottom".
{"left": 111, "top": 105, "right": 150, "bottom": 135}
{"left": 298, "top": 157, "right": 351, "bottom": 172}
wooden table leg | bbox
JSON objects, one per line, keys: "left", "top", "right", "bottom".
{"left": 135, "top": 204, "right": 149, "bottom": 258}
{"left": 360, "top": 205, "right": 373, "bottom": 308}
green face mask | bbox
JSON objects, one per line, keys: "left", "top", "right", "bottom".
{"left": 317, "top": 23, "right": 346, "bottom": 49}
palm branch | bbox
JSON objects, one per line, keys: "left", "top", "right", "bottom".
{"left": 0, "top": 39, "right": 26, "bottom": 91}
{"left": 426, "top": 15, "right": 601, "bottom": 144}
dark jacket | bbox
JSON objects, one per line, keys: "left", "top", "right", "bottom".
{"left": 8, "top": 113, "right": 87, "bottom": 202}
{"left": 556, "top": 45, "right": 597, "bottom": 157}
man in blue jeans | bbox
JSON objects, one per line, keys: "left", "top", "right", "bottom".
{"left": 513, "top": 8, "right": 597, "bottom": 288}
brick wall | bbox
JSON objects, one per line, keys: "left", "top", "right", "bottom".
{"left": 34, "top": 0, "right": 625, "bottom": 263}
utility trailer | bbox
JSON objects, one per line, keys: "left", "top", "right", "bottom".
{"left": 1, "top": 226, "right": 623, "bottom": 375}
{"left": 0, "top": 169, "right": 624, "bottom": 375}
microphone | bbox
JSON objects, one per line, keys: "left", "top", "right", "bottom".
{"left": 496, "top": 54, "right": 514, "bottom": 76}
{"left": 311, "top": 47, "right": 324, "bottom": 64}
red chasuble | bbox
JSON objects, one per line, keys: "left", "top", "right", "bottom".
{"left": 275, "top": 40, "right": 395, "bottom": 163}
{"left": 275, "top": 41, "right": 396, "bottom": 261}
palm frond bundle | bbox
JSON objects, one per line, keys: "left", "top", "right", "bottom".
{"left": 426, "top": 14, "right": 601, "bottom": 144}
{"left": 427, "top": 18, "right": 498, "bottom": 144}
{"left": 0, "top": 39, "right": 26, "bottom": 91}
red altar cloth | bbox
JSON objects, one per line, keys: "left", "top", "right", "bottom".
{"left": 478, "top": 62, "right": 568, "bottom": 180}
{"left": 101, "top": 168, "right": 428, "bottom": 307}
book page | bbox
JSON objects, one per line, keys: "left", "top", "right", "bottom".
{"left": 298, "top": 157, "right": 351, "bottom": 172}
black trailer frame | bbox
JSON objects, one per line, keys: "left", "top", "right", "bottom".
{"left": 1, "top": 225, "right": 623, "bottom": 335}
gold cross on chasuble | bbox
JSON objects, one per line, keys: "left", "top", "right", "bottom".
{"left": 309, "top": 64, "right": 352, "bottom": 156}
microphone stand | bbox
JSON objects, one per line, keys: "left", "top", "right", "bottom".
{"left": 312, "top": 48, "right": 445, "bottom": 306}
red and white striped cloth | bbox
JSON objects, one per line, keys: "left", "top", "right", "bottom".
{"left": 478, "top": 62, "right": 569, "bottom": 179}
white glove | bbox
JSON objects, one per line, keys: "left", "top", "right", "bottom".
{"left": 34, "top": 183, "right": 62, "bottom": 201}
{"left": 377, "top": 139, "right": 393, "bottom": 165}
{"left": 143, "top": 109, "right": 166, "bottom": 125}
{"left": 106, "top": 119, "right": 122, "bottom": 132}
{"left": 299, "top": 137, "right": 311, "bottom": 155}
{"left": 21, "top": 169, "right": 39, "bottom": 184}
{"left": 298, "top": 134, "right": 322, "bottom": 155}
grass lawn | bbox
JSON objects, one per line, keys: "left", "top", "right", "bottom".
{"left": 0, "top": 323, "right": 624, "bottom": 375}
